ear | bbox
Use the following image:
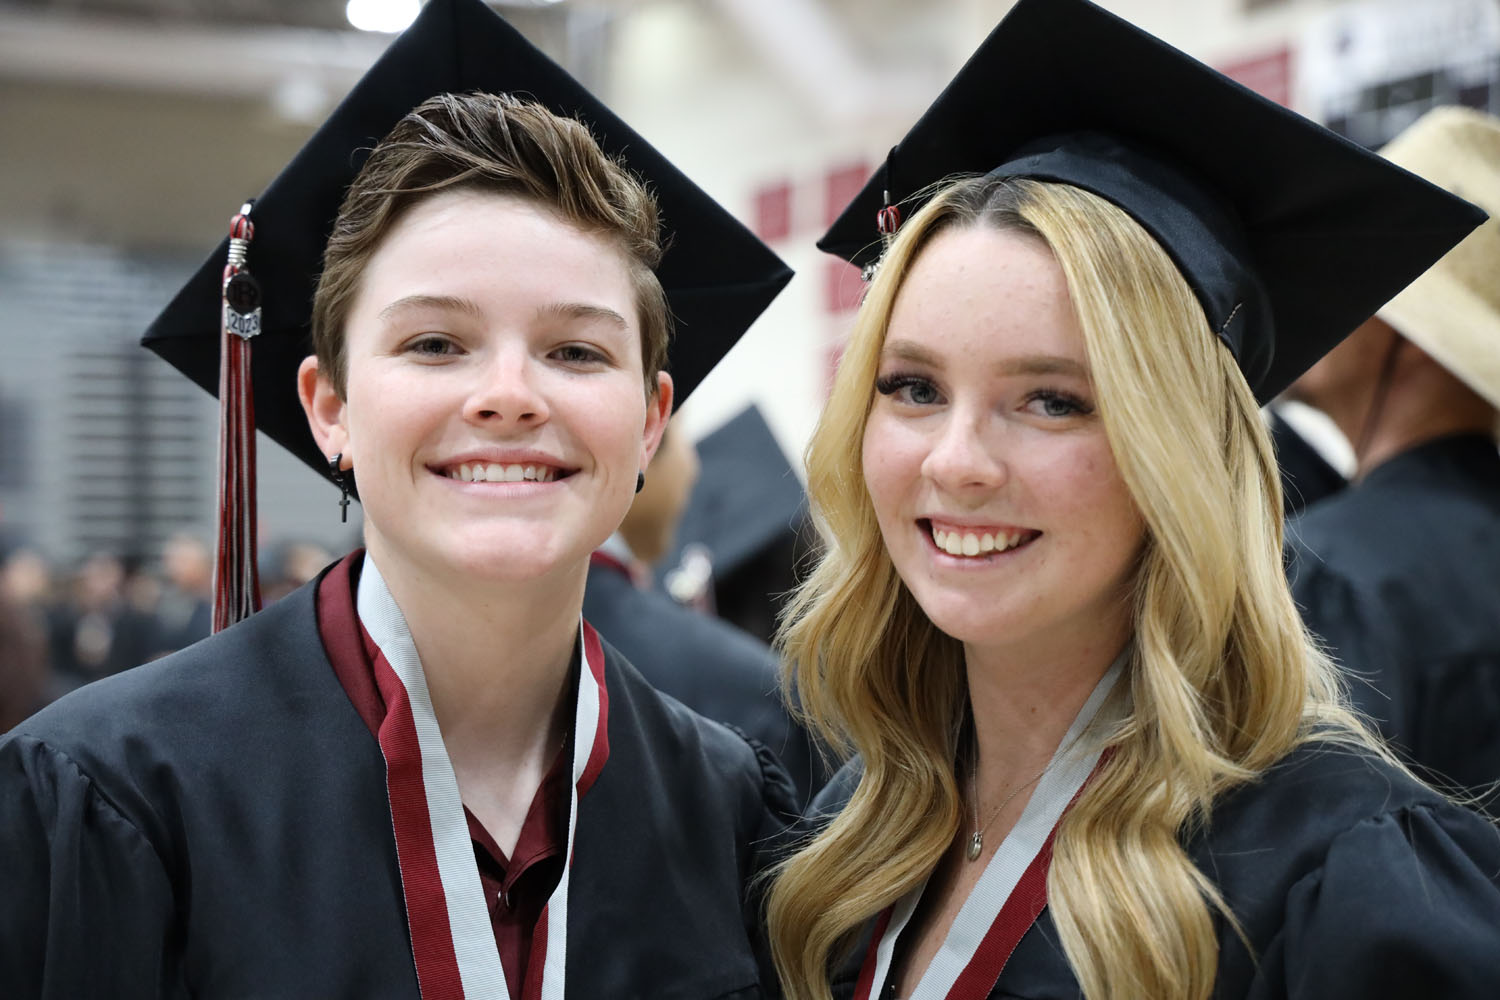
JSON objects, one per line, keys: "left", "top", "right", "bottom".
{"left": 638, "top": 371, "right": 674, "bottom": 471}
{"left": 297, "top": 355, "right": 350, "bottom": 466}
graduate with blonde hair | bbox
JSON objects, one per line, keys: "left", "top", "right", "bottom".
{"left": 769, "top": 2, "right": 1500, "bottom": 998}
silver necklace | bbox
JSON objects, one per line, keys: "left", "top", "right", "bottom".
{"left": 965, "top": 728, "right": 1088, "bottom": 862}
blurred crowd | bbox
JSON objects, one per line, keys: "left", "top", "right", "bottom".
{"left": 0, "top": 528, "right": 333, "bottom": 731}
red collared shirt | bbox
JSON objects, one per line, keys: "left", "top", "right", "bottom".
{"left": 316, "top": 553, "right": 568, "bottom": 997}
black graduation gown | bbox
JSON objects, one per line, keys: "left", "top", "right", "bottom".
{"left": 0, "top": 569, "right": 798, "bottom": 999}
{"left": 583, "top": 561, "right": 825, "bottom": 805}
{"left": 814, "top": 742, "right": 1500, "bottom": 999}
{"left": 1287, "top": 432, "right": 1500, "bottom": 810}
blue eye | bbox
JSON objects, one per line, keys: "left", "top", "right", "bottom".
{"left": 875, "top": 374, "right": 943, "bottom": 406}
{"left": 1027, "top": 389, "right": 1093, "bottom": 418}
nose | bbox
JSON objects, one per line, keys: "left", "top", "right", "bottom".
{"left": 463, "top": 345, "right": 549, "bottom": 427}
{"left": 920, "top": 408, "right": 1006, "bottom": 493}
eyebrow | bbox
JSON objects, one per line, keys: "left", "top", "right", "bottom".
{"left": 536, "top": 302, "right": 631, "bottom": 329}
{"left": 882, "top": 339, "right": 1090, "bottom": 378}
{"left": 377, "top": 294, "right": 483, "bottom": 322}
{"left": 376, "top": 295, "right": 632, "bottom": 331}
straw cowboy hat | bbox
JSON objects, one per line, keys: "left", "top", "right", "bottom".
{"left": 1377, "top": 106, "right": 1500, "bottom": 410}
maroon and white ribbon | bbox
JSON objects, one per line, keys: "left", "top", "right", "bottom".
{"left": 359, "top": 557, "right": 609, "bottom": 1000}
{"left": 854, "top": 655, "right": 1125, "bottom": 1000}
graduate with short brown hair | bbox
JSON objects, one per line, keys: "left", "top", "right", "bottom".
{"left": 0, "top": 2, "right": 796, "bottom": 997}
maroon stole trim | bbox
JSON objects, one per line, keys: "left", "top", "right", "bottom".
{"left": 315, "top": 552, "right": 611, "bottom": 999}
{"left": 372, "top": 642, "right": 467, "bottom": 998}
{"left": 854, "top": 909, "right": 897, "bottom": 998}
{"left": 943, "top": 822, "right": 1059, "bottom": 998}
{"left": 853, "top": 751, "right": 1113, "bottom": 1000}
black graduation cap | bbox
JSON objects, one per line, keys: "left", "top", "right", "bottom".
{"left": 656, "top": 404, "right": 809, "bottom": 645}
{"left": 665, "top": 405, "right": 806, "bottom": 580}
{"left": 141, "top": 0, "right": 793, "bottom": 483}
{"left": 819, "top": 0, "right": 1487, "bottom": 404}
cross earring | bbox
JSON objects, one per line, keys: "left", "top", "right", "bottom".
{"left": 329, "top": 454, "right": 352, "bottom": 523}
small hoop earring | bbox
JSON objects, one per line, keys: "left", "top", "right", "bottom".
{"left": 329, "top": 454, "right": 352, "bottom": 523}
{"left": 635, "top": 471, "right": 645, "bottom": 494}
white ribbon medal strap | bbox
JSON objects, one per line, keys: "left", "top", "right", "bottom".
{"left": 359, "top": 557, "right": 602, "bottom": 1000}
{"left": 862, "top": 655, "right": 1125, "bottom": 1000}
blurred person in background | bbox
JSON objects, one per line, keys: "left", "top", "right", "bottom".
{"left": 2, "top": 548, "right": 63, "bottom": 704}
{"left": 0, "top": 554, "right": 49, "bottom": 732}
{"left": 585, "top": 415, "right": 826, "bottom": 802}
{"left": 151, "top": 532, "right": 212, "bottom": 656}
{"left": 259, "top": 538, "right": 337, "bottom": 604}
{"left": 1, "top": 547, "right": 56, "bottom": 621}
{"left": 51, "top": 550, "right": 159, "bottom": 690}
{"left": 1286, "top": 106, "right": 1500, "bottom": 812}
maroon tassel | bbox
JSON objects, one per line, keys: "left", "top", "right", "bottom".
{"left": 214, "top": 202, "right": 263, "bottom": 632}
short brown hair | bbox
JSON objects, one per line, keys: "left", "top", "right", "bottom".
{"left": 311, "top": 91, "right": 671, "bottom": 395}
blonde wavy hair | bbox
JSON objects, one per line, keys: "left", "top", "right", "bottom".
{"left": 768, "top": 177, "right": 1376, "bottom": 1000}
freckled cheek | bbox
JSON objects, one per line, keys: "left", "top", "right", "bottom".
{"left": 862, "top": 422, "right": 926, "bottom": 515}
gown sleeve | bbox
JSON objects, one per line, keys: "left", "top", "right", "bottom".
{"left": 1279, "top": 801, "right": 1500, "bottom": 998}
{"left": 0, "top": 735, "right": 182, "bottom": 1000}
{"left": 730, "top": 730, "right": 802, "bottom": 1000}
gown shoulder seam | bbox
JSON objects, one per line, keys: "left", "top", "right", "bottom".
{"left": 10, "top": 734, "right": 171, "bottom": 871}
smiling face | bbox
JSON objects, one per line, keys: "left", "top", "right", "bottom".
{"left": 861, "top": 224, "right": 1144, "bottom": 662}
{"left": 300, "top": 188, "right": 670, "bottom": 588}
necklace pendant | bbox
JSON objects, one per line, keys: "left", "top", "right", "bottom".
{"left": 967, "top": 831, "right": 983, "bottom": 861}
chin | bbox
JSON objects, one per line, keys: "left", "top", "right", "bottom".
{"left": 906, "top": 588, "right": 1022, "bottom": 647}
{"left": 900, "top": 575, "right": 1044, "bottom": 644}
{"left": 387, "top": 531, "right": 582, "bottom": 589}
{"left": 924, "top": 610, "right": 1023, "bottom": 649}
{"left": 473, "top": 526, "right": 581, "bottom": 569}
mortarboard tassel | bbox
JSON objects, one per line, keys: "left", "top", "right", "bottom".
{"left": 214, "top": 202, "right": 263, "bottom": 631}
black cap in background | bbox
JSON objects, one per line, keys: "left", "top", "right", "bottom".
{"left": 657, "top": 404, "right": 809, "bottom": 646}
{"left": 666, "top": 404, "right": 807, "bottom": 582}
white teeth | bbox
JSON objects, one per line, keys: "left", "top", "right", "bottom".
{"left": 448, "top": 461, "right": 560, "bottom": 483}
{"left": 931, "top": 523, "right": 1031, "bottom": 558}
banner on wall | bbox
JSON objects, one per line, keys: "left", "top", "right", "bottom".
{"left": 1302, "top": 0, "right": 1500, "bottom": 148}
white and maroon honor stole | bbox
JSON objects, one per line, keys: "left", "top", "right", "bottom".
{"left": 358, "top": 558, "right": 610, "bottom": 1000}
{"left": 853, "top": 658, "right": 1125, "bottom": 1000}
